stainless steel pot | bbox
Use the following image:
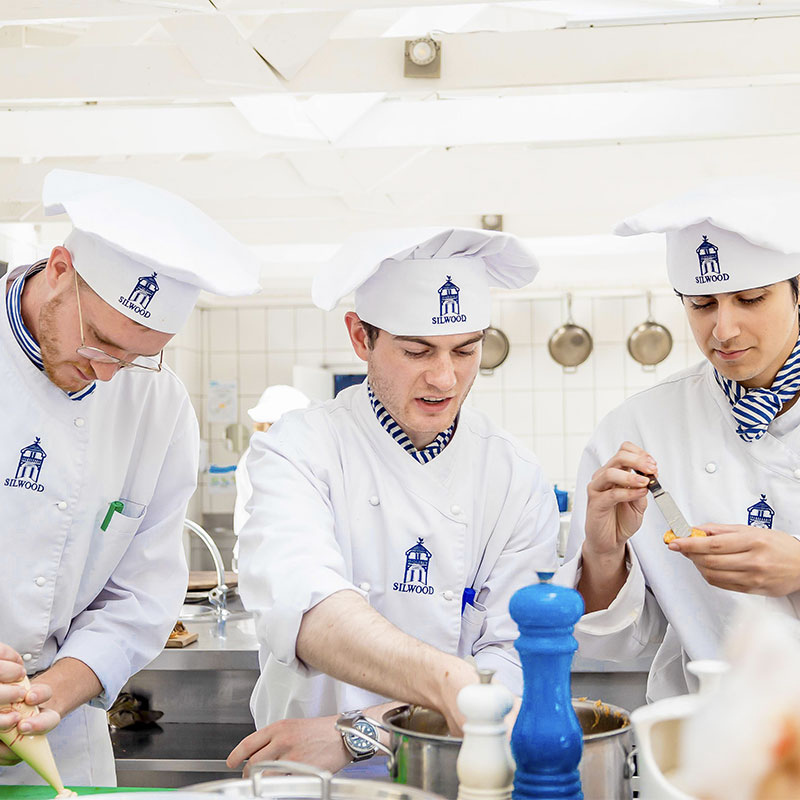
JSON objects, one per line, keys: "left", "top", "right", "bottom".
{"left": 627, "top": 291, "right": 673, "bottom": 369}
{"left": 185, "top": 760, "right": 448, "bottom": 799}
{"left": 358, "top": 700, "right": 632, "bottom": 800}
{"left": 548, "top": 293, "right": 593, "bottom": 370}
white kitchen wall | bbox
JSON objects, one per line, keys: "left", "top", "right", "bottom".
{"left": 184, "top": 291, "right": 703, "bottom": 516}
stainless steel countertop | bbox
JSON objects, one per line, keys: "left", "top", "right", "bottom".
{"left": 147, "top": 600, "right": 260, "bottom": 671}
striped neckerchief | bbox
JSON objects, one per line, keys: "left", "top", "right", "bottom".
{"left": 367, "top": 383, "right": 456, "bottom": 464}
{"left": 714, "top": 321, "right": 800, "bottom": 442}
{"left": 6, "top": 261, "right": 96, "bottom": 401}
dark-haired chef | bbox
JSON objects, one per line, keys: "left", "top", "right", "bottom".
{"left": 560, "top": 178, "right": 800, "bottom": 702}
{"left": 0, "top": 169, "right": 260, "bottom": 785}
{"left": 229, "top": 227, "right": 559, "bottom": 773}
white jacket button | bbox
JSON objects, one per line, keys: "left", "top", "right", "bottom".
{"left": 359, "top": 582, "right": 371, "bottom": 592}
{"left": 74, "top": 418, "right": 85, "bottom": 428}
{"left": 794, "top": 468, "right": 800, "bottom": 480}
{"left": 57, "top": 501, "right": 67, "bottom": 510}
{"left": 22, "top": 653, "right": 32, "bottom": 662}
{"left": 35, "top": 576, "right": 46, "bottom": 587}
{"left": 705, "top": 462, "right": 717, "bottom": 474}
{"left": 369, "top": 496, "right": 380, "bottom": 506}
{"left": 450, "top": 505, "right": 462, "bottom": 515}
{"left": 443, "top": 590, "right": 454, "bottom": 601}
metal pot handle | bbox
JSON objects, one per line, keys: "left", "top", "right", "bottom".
{"left": 250, "top": 760, "right": 333, "bottom": 800}
{"left": 624, "top": 745, "right": 637, "bottom": 780}
{"left": 335, "top": 716, "right": 397, "bottom": 772}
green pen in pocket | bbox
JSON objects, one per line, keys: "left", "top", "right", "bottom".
{"left": 101, "top": 500, "right": 125, "bottom": 531}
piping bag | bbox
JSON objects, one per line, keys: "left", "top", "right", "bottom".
{"left": 0, "top": 674, "right": 75, "bottom": 797}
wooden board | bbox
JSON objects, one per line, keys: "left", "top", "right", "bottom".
{"left": 165, "top": 630, "right": 198, "bottom": 648}
{"left": 187, "top": 570, "right": 238, "bottom": 591}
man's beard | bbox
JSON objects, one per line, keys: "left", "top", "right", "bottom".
{"left": 38, "top": 295, "right": 93, "bottom": 392}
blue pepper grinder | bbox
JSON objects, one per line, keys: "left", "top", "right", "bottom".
{"left": 510, "top": 571, "right": 585, "bottom": 800}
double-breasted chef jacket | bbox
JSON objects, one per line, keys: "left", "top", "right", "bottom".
{"left": 559, "top": 360, "right": 800, "bottom": 703}
{"left": 0, "top": 266, "right": 199, "bottom": 785}
{"left": 238, "top": 381, "right": 559, "bottom": 726}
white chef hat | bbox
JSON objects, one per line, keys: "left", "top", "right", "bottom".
{"left": 615, "top": 177, "right": 800, "bottom": 295}
{"left": 312, "top": 227, "right": 538, "bottom": 336}
{"left": 43, "top": 169, "right": 262, "bottom": 333}
{"left": 247, "top": 385, "right": 310, "bottom": 424}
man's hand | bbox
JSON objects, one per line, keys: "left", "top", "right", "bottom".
{"left": 226, "top": 715, "right": 351, "bottom": 776}
{"left": 0, "top": 644, "right": 59, "bottom": 766}
{"left": 668, "top": 524, "right": 800, "bottom": 596}
{"left": 578, "top": 442, "right": 656, "bottom": 612}
{"left": 583, "top": 442, "right": 655, "bottom": 559}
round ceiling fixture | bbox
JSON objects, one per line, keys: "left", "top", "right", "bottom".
{"left": 407, "top": 37, "right": 439, "bottom": 66}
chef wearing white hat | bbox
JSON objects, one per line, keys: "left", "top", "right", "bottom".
{"left": 560, "top": 177, "right": 800, "bottom": 702}
{"left": 229, "top": 227, "right": 558, "bottom": 774}
{"left": 232, "top": 385, "right": 311, "bottom": 569}
{"left": 0, "top": 169, "right": 260, "bottom": 785}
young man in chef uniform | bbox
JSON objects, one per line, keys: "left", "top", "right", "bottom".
{"left": 0, "top": 169, "right": 260, "bottom": 785}
{"left": 560, "top": 177, "right": 800, "bottom": 703}
{"left": 229, "top": 228, "right": 559, "bottom": 772}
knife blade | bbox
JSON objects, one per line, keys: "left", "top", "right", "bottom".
{"left": 641, "top": 474, "right": 693, "bottom": 539}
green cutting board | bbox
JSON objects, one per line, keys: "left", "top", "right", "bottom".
{"left": 0, "top": 789, "right": 170, "bottom": 798}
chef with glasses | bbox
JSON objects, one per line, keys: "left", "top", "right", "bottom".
{"left": 0, "top": 169, "right": 260, "bottom": 786}
{"left": 560, "top": 178, "right": 800, "bottom": 702}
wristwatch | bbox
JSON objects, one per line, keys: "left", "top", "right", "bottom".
{"left": 337, "top": 710, "right": 379, "bottom": 762}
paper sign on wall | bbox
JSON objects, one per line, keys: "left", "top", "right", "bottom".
{"left": 208, "top": 380, "right": 238, "bottom": 423}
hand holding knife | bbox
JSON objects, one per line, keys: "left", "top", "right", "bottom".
{"left": 636, "top": 471, "right": 706, "bottom": 543}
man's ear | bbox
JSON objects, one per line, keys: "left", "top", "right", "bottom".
{"left": 44, "top": 246, "right": 74, "bottom": 289}
{"left": 344, "top": 311, "right": 370, "bottom": 363}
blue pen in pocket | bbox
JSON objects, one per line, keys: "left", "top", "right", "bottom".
{"left": 462, "top": 587, "right": 476, "bottom": 613}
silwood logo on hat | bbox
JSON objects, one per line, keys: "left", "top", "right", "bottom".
{"left": 432, "top": 275, "right": 467, "bottom": 325}
{"left": 695, "top": 236, "right": 730, "bottom": 286}
{"left": 119, "top": 272, "right": 159, "bottom": 319}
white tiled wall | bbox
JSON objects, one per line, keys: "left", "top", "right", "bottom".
{"left": 175, "top": 292, "right": 702, "bottom": 515}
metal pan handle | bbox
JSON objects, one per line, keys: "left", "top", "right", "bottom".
{"left": 250, "top": 760, "right": 333, "bottom": 800}
{"left": 335, "top": 717, "right": 396, "bottom": 772}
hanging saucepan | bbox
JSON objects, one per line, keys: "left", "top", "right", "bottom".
{"left": 627, "top": 291, "right": 673, "bottom": 371}
{"left": 480, "top": 326, "right": 510, "bottom": 374}
{"left": 548, "top": 292, "right": 593, "bottom": 371}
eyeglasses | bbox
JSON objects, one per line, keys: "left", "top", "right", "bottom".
{"left": 74, "top": 271, "right": 163, "bottom": 373}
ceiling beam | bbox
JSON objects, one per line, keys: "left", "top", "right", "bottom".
{"left": 1, "top": 17, "right": 799, "bottom": 101}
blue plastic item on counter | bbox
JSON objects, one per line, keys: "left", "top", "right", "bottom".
{"left": 509, "top": 571, "right": 584, "bottom": 800}
{"left": 554, "top": 485, "right": 569, "bottom": 513}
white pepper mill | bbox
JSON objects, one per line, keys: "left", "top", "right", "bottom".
{"left": 456, "top": 668, "right": 515, "bottom": 800}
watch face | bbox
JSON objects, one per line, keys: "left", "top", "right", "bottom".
{"left": 345, "top": 719, "right": 377, "bottom": 755}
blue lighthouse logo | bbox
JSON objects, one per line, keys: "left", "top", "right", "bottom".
{"left": 695, "top": 236, "right": 730, "bottom": 286}
{"left": 432, "top": 276, "right": 467, "bottom": 326}
{"left": 393, "top": 538, "right": 435, "bottom": 595}
{"left": 119, "top": 272, "right": 158, "bottom": 319}
{"left": 4, "top": 437, "right": 47, "bottom": 492}
{"left": 747, "top": 494, "right": 774, "bottom": 529}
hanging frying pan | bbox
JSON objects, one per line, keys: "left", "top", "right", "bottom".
{"left": 548, "top": 292, "right": 593, "bottom": 371}
{"left": 627, "top": 291, "right": 673, "bottom": 370}
{"left": 480, "top": 326, "right": 510, "bottom": 374}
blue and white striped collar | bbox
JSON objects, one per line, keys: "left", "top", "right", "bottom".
{"left": 6, "top": 261, "right": 96, "bottom": 401}
{"left": 714, "top": 321, "right": 800, "bottom": 442}
{"left": 367, "top": 383, "right": 455, "bottom": 464}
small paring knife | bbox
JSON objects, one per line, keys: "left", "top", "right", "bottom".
{"left": 637, "top": 472, "right": 693, "bottom": 539}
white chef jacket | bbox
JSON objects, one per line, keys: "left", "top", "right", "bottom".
{"left": 559, "top": 360, "right": 800, "bottom": 703}
{"left": 238, "top": 382, "right": 559, "bottom": 726}
{"left": 0, "top": 267, "right": 199, "bottom": 785}
{"left": 232, "top": 447, "right": 252, "bottom": 568}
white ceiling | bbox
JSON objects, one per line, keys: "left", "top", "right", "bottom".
{"left": 2, "top": 0, "right": 800, "bottom": 298}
